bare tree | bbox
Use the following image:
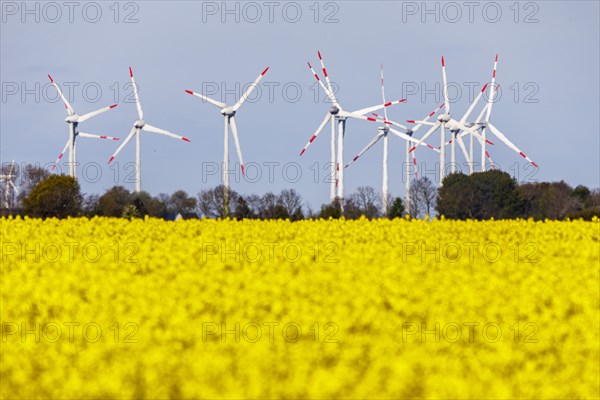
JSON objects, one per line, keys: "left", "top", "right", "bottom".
{"left": 409, "top": 177, "right": 437, "bottom": 219}
{"left": 245, "top": 194, "right": 262, "bottom": 217}
{"left": 17, "top": 163, "right": 50, "bottom": 203}
{"left": 168, "top": 190, "right": 197, "bottom": 214}
{"left": 259, "top": 192, "right": 282, "bottom": 219}
{"left": 350, "top": 186, "right": 381, "bottom": 219}
{"left": 279, "top": 189, "right": 303, "bottom": 217}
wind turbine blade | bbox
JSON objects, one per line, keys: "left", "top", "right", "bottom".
{"left": 52, "top": 139, "right": 71, "bottom": 170}
{"left": 456, "top": 134, "right": 471, "bottom": 163}
{"left": 487, "top": 123, "right": 538, "bottom": 167}
{"left": 371, "top": 113, "right": 408, "bottom": 131}
{"left": 459, "top": 83, "right": 488, "bottom": 125}
{"left": 8, "top": 180, "right": 18, "bottom": 194}
{"left": 485, "top": 54, "right": 499, "bottom": 122}
{"left": 299, "top": 113, "right": 331, "bottom": 156}
{"left": 389, "top": 128, "right": 440, "bottom": 152}
{"left": 48, "top": 74, "right": 74, "bottom": 115}
{"left": 372, "top": 113, "right": 407, "bottom": 130}
{"left": 78, "top": 104, "right": 118, "bottom": 123}
{"left": 441, "top": 56, "right": 450, "bottom": 113}
{"left": 380, "top": 64, "right": 389, "bottom": 122}
{"left": 307, "top": 61, "right": 337, "bottom": 106}
{"left": 232, "top": 67, "right": 269, "bottom": 111}
{"left": 345, "top": 132, "right": 384, "bottom": 168}
{"left": 184, "top": 89, "right": 226, "bottom": 108}
{"left": 142, "top": 123, "right": 191, "bottom": 142}
{"left": 338, "top": 110, "right": 384, "bottom": 124}
{"left": 78, "top": 132, "right": 120, "bottom": 140}
{"left": 229, "top": 116, "right": 245, "bottom": 175}
{"left": 452, "top": 119, "right": 486, "bottom": 142}
{"left": 485, "top": 149, "right": 497, "bottom": 170}
{"left": 408, "top": 103, "right": 445, "bottom": 133}
{"left": 317, "top": 51, "right": 339, "bottom": 106}
{"left": 351, "top": 98, "right": 406, "bottom": 117}
{"left": 129, "top": 67, "right": 144, "bottom": 120}
{"left": 409, "top": 122, "right": 441, "bottom": 153}
{"left": 406, "top": 120, "right": 436, "bottom": 127}
{"left": 108, "top": 127, "right": 137, "bottom": 164}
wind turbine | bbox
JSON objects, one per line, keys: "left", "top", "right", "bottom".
{"left": 443, "top": 55, "right": 537, "bottom": 172}
{"left": 478, "top": 55, "right": 538, "bottom": 170}
{"left": 108, "top": 67, "right": 191, "bottom": 193}
{"left": 0, "top": 161, "right": 18, "bottom": 210}
{"left": 408, "top": 57, "right": 486, "bottom": 184}
{"left": 344, "top": 65, "right": 439, "bottom": 215}
{"left": 185, "top": 66, "right": 269, "bottom": 216}
{"left": 48, "top": 74, "right": 119, "bottom": 178}
{"left": 435, "top": 81, "right": 495, "bottom": 174}
{"left": 299, "top": 51, "right": 407, "bottom": 205}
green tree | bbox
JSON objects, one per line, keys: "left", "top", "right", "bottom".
{"left": 233, "top": 196, "right": 254, "bottom": 219}
{"left": 571, "top": 185, "right": 591, "bottom": 208}
{"left": 319, "top": 198, "right": 343, "bottom": 219}
{"left": 98, "top": 186, "right": 131, "bottom": 217}
{"left": 437, "top": 171, "right": 525, "bottom": 219}
{"left": 23, "top": 175, "right": 82, "bottom": 218}
{"left": 388, "top": 197, "right": 405, "bottom": 219}
{"left": 122, "top": 204, "right": 141, "bottom": 219}
{"left": 168, "top": 190, "right": 197, "bottom": 214}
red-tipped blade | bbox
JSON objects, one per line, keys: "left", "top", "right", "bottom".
{"left": 129, "top": 67, "right": 133, "bottom": 77}
{"left": 182, "top": 137, "right": 191, "bottom": 142}
{"left": 110, "top": 104, "right": 118, "bottom": 109}
{"left": 261, "top": 67, "right": 269, "bottom": 76}
{"left": 108, "top": 156, "right": 115, "bottom": 164}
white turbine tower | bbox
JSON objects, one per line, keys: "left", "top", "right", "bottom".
{"left": 299, "top": 51, "right": 407, "bottom": 205}
{"left": 408, "top": 57, "right": 486, "bottom": 184}
{"left": 344, "top": 65, "right": 439, "bottom": 215}
{"left": 185, "top": 66, "right": 269, "bottom": 216}
{"left": 108, "top": 67, "right": 191, "bottom": 193}
{"left": 48, "top": 74, "right": 119, "bottom": 178}
{"left": 0, "top": 161, "right": 19, "bottom": 210}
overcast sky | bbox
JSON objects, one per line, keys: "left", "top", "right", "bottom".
{"left": 2, "top": 1, "right": 598, "bottom": 208}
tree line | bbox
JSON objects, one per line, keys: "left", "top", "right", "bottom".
{"left": 1, "top": 164, "right": 599, "bottom": 220}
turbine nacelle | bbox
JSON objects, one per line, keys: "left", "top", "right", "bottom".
{"left": 65, "top": 114, "right": 79, "bottom": 123}
{"left": 329, "top": 106, "right": 340, "bottom": 115}
{"left": 134, "top": 119, "right": 145, "bottom": 129}
{"left": 378, "top": 126, "right": 389, "bottom": 134}
{"left": 220, "top": 107, "right": 236, "bottom": 116}
{"left": 438, "top": 113, "right": 451, "bottom": 123}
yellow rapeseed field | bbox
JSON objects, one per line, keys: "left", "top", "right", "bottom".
{"left": 1, "top": 216, "right": 599, "bottom": 399}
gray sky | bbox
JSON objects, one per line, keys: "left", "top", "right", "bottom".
{"left": 2, "top": 1, "right": 599, "bottom": 208}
